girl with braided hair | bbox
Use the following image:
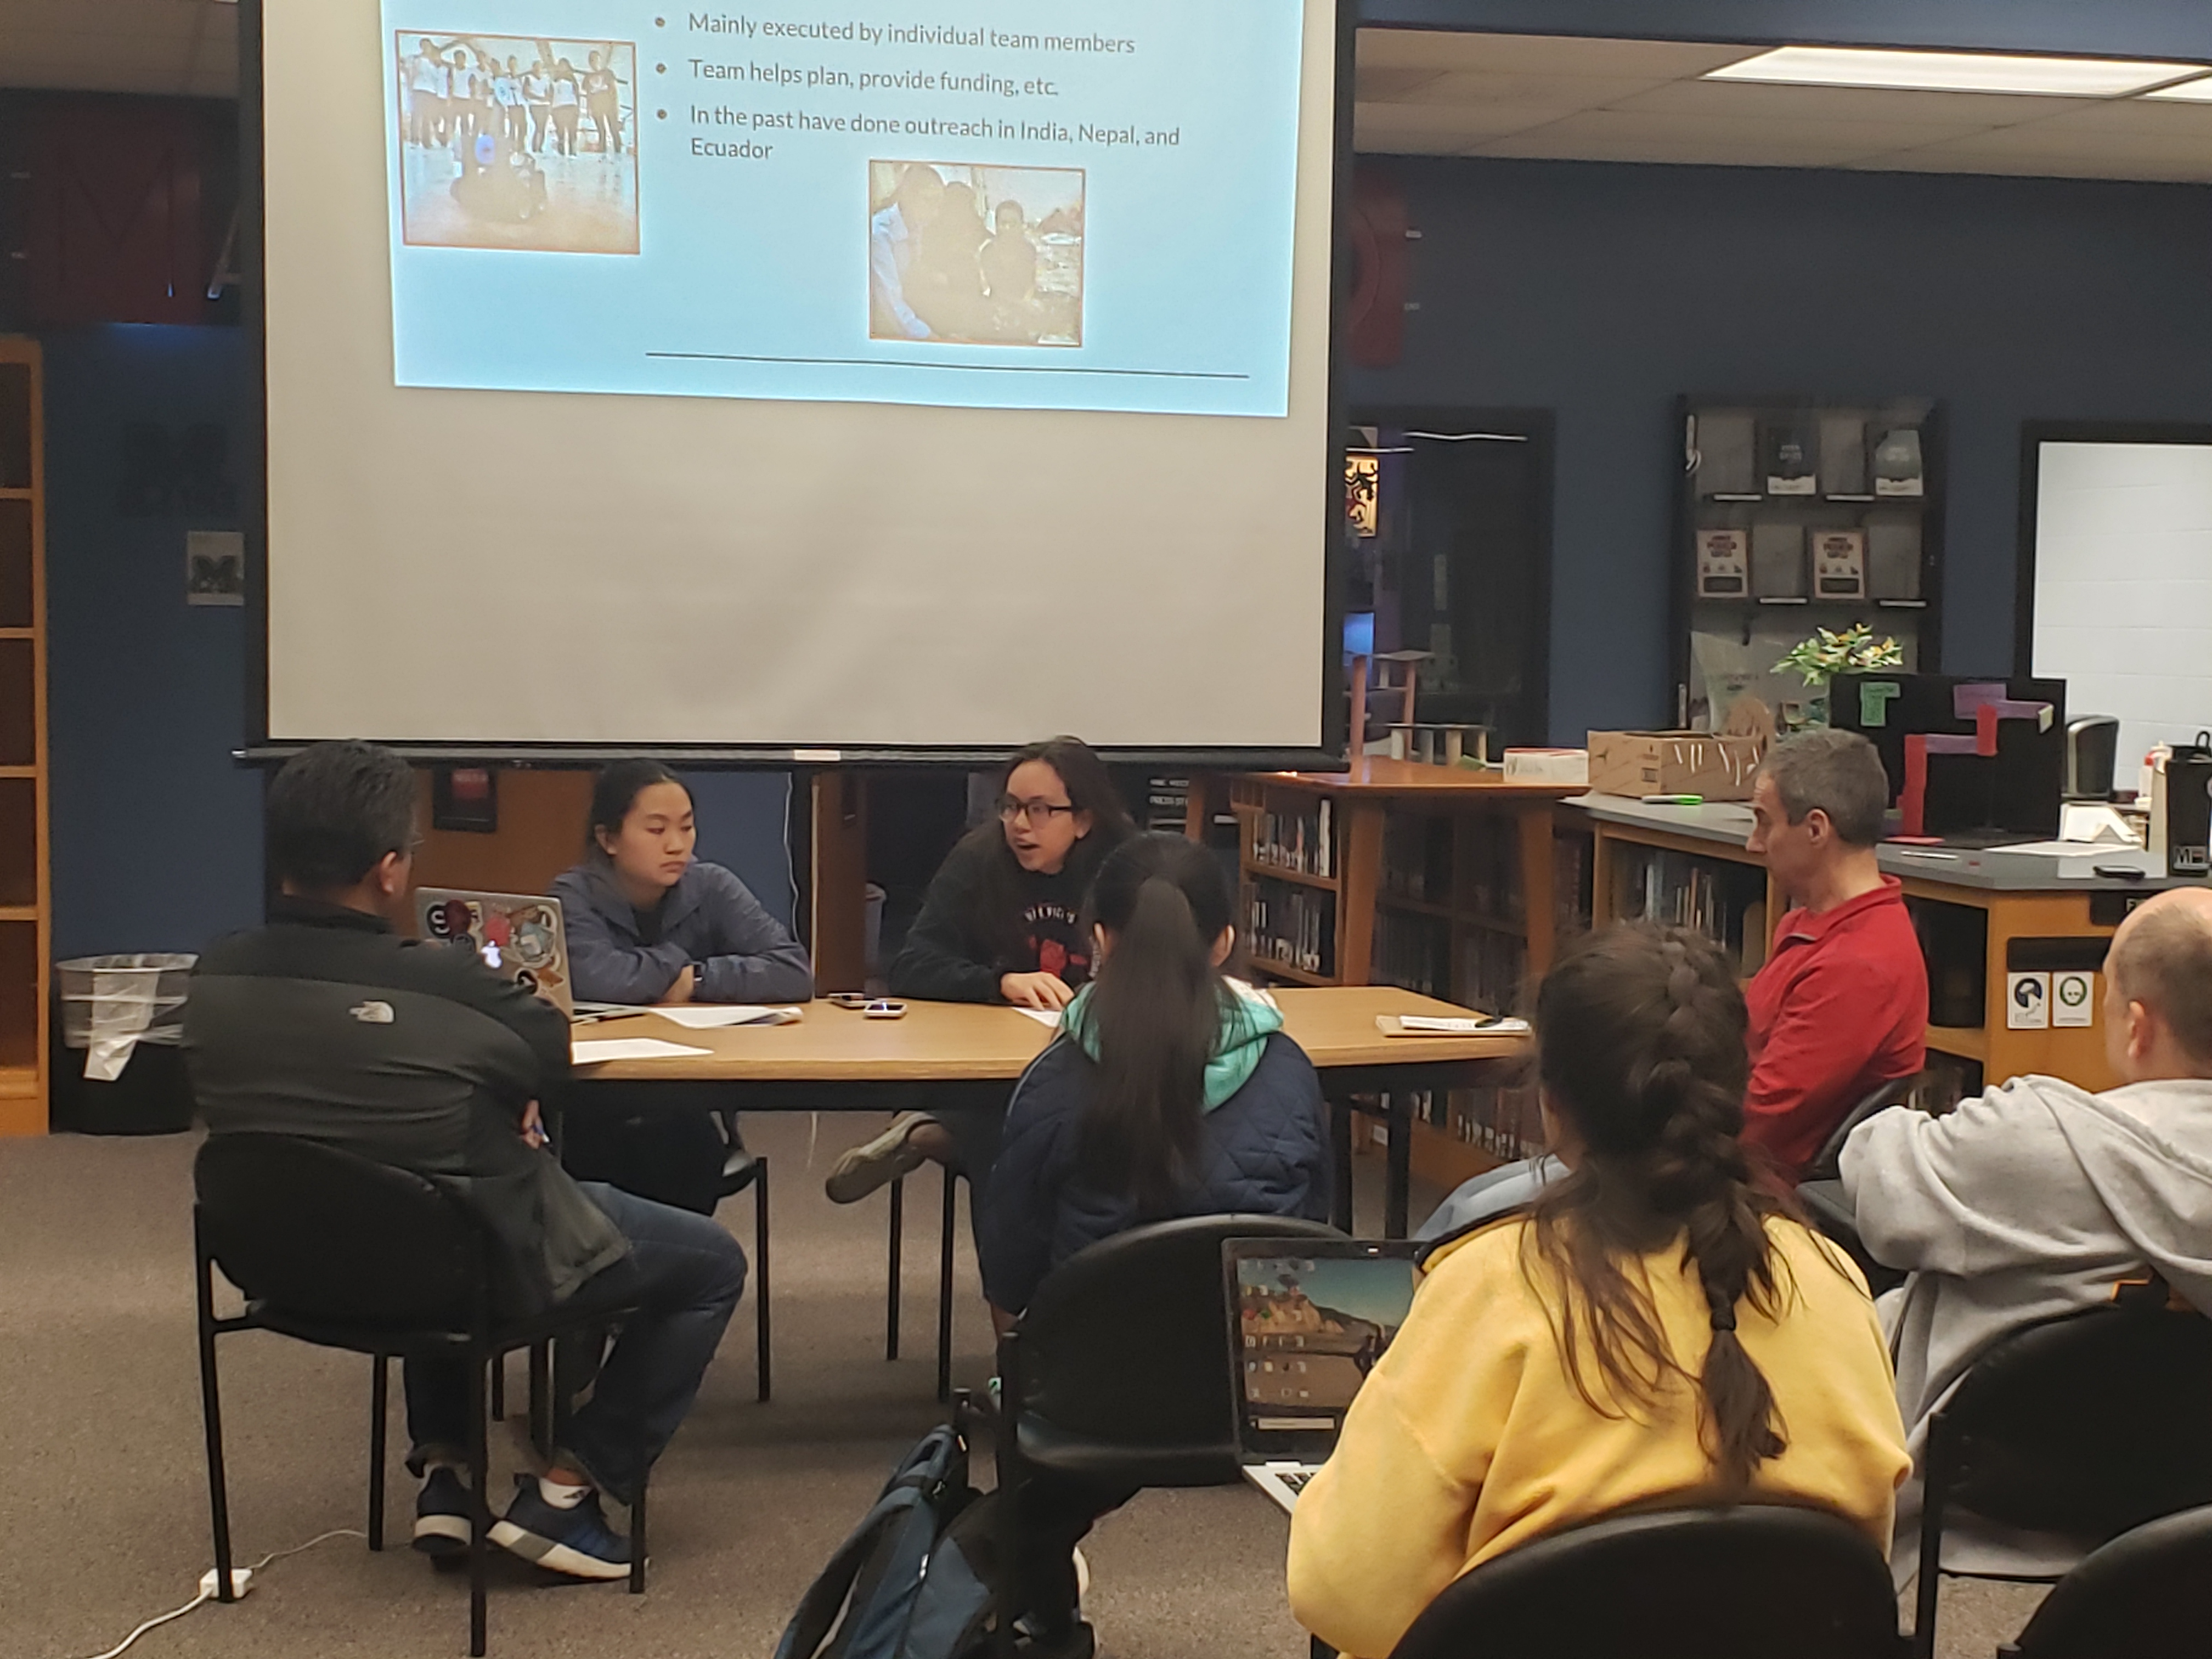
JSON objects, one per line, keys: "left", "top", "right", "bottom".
{"left": 1289, "top": 923, "right": 1909, "bottom": 1659}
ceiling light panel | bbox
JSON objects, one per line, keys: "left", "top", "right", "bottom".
{"left": 1705, "top": 46, "right": 2200, "bottom": 98}
{"left": 2142, "top": 76, "right": 2212, "bottom": 101}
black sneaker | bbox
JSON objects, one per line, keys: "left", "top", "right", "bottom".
{"left": 412, "top": 1466, "right": 473, "bottom": 1559}
{"left": 488, "top": 1475, "right": 633, "bottom": 1581}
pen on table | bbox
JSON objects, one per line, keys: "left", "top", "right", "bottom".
{"left": 1640, "top": 794, "right": 1703, "bottom": 806}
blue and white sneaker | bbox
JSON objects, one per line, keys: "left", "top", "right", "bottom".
{"left": 488, "top": 1476, "right": 633, "bottom": 1581}
{"left": 412, "top": 1466, "right": 473, "bottom": 1559}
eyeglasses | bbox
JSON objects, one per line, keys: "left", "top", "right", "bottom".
{"left": 997, "top": 795, "right": 1076, "bottom": 825}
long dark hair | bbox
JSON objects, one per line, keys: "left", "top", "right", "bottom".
{"left": 961, "top": 736, "right": 1133, "bottom": 961}
{"left": 1076, "top": 832, "right": 1237, "bottom": 1212}
{"left": 1522, "top": 923, "right": 1803, "bottom": 1490}
{"left": 586, "top": 759, "right": 687, "bottom": 857}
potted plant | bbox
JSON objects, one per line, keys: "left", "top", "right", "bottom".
{"left": 1774, "top": 624, "right": 1905, "bottom": 729}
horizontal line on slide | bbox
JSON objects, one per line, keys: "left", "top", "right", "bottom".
{"left": 645, "top": 351, "right": 1248, "bottom": 381}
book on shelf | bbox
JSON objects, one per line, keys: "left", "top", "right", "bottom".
{"left": 1246, "top": 876, "right": 1335, "bottom": 978}
{"left": 1144, "top": 775, "right": 1192, "bottom": 833}
{"left": 1463, "top": 814, "right": 1525, "bottom": 927}
{"left": 1617, "top": 846, "right": 1768, "bottom": 972}
{"left": 1250, "top": 798, "right": 1335, "bottom": 879}
{"left": 1458, "top": 929, "right": 1527, "bottom": 1017}
{"left": 1374, "top": 908, "right": 1452, "bottom": 999}
{"left": 1381, "top": 813, "right": 1452, "bottom": 906}
{"left": 1553, "top": 831, "right": 1594, "bottom": 937}
{"left": 1404, "top": 1084, "right": 1544, "bottom": 1162}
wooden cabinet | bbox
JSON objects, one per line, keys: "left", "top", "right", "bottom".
{"left": 0, "top": 340, "right": 48, "bottom": 1135}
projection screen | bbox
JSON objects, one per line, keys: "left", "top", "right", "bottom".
{"left": 252, "top": 0, "right": 1344, "bottom": 755}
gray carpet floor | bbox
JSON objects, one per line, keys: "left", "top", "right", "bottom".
{"left": 2, "top": 1118, "right": 2042, "bottom": 1659}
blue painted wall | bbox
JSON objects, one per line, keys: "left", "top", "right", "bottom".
{"left": 41, "top": 325, "right": 263, "bottom": 957}
{"left": 1348, "top": 157, "right": 2212, "bottom": 742}
{"left": 35, "top": 327, "right": 799, "bottom": 953}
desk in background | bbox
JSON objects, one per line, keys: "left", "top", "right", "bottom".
{"left": 1574, "top": 792, "right": 2193, "bottom": 1102}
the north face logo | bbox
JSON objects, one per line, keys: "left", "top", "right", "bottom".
{"left": 349, "top": 1001, "right": 395, "bottom": 1025}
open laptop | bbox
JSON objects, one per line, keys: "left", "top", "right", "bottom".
{"left": 415, "top": 888, "right": 581, "bottom": 1017}
{"left": 1224, "top": 1237, "right": 1420, "bottom": 1513}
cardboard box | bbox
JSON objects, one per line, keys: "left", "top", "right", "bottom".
{"left": 1586, "top": 730, "right": 1768, "bottom": 802}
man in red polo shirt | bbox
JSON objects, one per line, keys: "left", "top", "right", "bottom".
{"left": 1741, "top": 728, "right": 1927, "bottom": 1182}
{"left": 1417, "top": 728, "right": 1925, "bottom": 1238}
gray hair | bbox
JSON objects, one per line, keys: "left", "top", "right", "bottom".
{"left": 1754, "top": 729, "right": 1889, "bottom": 847}
{"left": 2111, "top": 894, "right": 2212, "bottom": 1070}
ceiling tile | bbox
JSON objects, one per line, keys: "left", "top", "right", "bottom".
{"left": 1470, "top": 130, "right": 1880, "bottom": 168}
{"left": 1357, "top": 29, "right": 1757, "bottom": 80}
{"left": 1387, "top": 69, "right": 1676, "bottom": 110}
{"left": 1355, "top": 65, "right": 1447, "bottom": 101}
{"left": 1607, "top": 77, "right": 2071, "bottom": 131}
{"left": 1914, "top": 120, "right": 2212, "bottom": 160}
{"left": 1353, "top": 100, "right": 1578, "bottom": 148}
{"left": 2018, "top": 96, "right": 2212, "bottom": 136}
{"left": 1480, "top": 107, "right": 1978, "bottom": 154}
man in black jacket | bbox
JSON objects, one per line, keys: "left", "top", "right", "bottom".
{"left": 187, "top": 742, "right": 745, "bottom": 1581}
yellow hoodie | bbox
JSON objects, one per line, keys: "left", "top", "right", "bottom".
{"left": 1286, "top": 1214, "right": 1910, "bottom": 1659}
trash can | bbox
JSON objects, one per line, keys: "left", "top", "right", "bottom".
{"left": 51, "top": 954, "right": 197, "bottom": 1135}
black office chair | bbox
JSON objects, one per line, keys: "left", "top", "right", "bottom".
{"left": 1386, "top": 1505, "right": 1903, "bottom": 1659}
{"left": 1997, "top": 1504, "right": 2212, "bottom": 1658}
{"left": 884, "top": 1164, "right": 966, "bottom": 1403}
{"left": 993, "top": 1212, "right": 1342, "bottom": 1654}
{"left": 1797, "top": 1074, "right": 1922, "bottom": 1296}
{"left": 1913, "top": 1290, "right": 2212, "bottom": 1659}
{"left": 194, "top": 1133, "right": 649, "bottom": 1658}
{"left": 713, "top": 1108, "right": 772, "bottom": 1401}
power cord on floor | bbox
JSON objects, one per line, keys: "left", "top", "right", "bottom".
{"left": 69, "top": 1527, "right": 365, "bottom": 1659}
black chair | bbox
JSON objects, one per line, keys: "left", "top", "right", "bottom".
{"left": 884, "top": 1164, "right": 966, "bottom": 1404}
{"left": 1998, "top": 1504, "right": 2212, "bottom": 1658}
{"left": 1913, "top": 1292, "right": 2212, "bottom": 1659}
{"left": 1798, "top": 1074, "right": 1922, "bottom": 1297}
{"left": 195, "top": 1133, "right": 649, "bottom": 1657}
{"left": 1386, "top": 1505, "right": 1904, "bottom": 1659}
{"left": 712, "top": 1108, "right": 772, "bottom": 1402}
{"left": 993, "top": 1212, "right": 1342, "bottom": 1653}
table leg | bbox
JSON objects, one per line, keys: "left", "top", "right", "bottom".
{"left": 1386, "top": 1092, "right": 1413, "bottom": 1240}
{"left": 1329, "top": 1096, "right": 1355, "bottom": 1234}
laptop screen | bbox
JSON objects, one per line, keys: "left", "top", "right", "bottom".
{"left": 1232, "top": 1248, "right": 1418, "bottom": 1446}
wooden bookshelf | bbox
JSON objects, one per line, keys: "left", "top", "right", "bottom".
{"left": 1223, "top": 761, "right": 1583, "bottom": 1192}
{"left": 0, "top": 339, "right": 47, "bottom": 1135}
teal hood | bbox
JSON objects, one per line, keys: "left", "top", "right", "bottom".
{"left": 1062, "top": 980, "right": 1284, "bottom": 1112}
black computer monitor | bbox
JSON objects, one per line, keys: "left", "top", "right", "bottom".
{"left": 1830, "top": 673, "right": 2067, "bottom": 840}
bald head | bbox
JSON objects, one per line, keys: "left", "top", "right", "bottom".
{"left": 2107, "top": 888, "right": 2212, "bottom": 1080}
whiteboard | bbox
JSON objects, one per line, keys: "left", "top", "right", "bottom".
{"left": 2032, "top": 439, "right": 2212, "bottom": 775}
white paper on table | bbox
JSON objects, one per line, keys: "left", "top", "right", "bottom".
{"left": 572, "top": 1037, "right": 715, "bottom": 1064}
{"left": 1397, "top": 1014, "right": 1531, "bottom": 1035}
{"left": 1988, "top": 840, "right": 2120, "bottom": 859}
{"left": 650, "top": 1005, "right": 804, "bottom": 1030}
{"left": 1012, "top": 1007, "right": 1063, "bottom": 1028}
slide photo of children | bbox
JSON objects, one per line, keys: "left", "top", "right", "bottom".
{"left": 393, "top": 31, "right": 639, "bottom": 254}
{"left": 868, "top": 161, "right": 1084, "bottom": 347}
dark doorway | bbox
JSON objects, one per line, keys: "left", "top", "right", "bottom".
{"left": 1345, "top": 410, "right": 1553, "bottom": 751}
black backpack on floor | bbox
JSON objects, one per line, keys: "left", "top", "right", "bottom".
{"left": 774, "top": 1412, "right": 1003, "bottom": 1659}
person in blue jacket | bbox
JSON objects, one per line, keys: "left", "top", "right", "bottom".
{"left": 980, "top": 830, "right": 1331, "bottom": 1653}
{"left": 550, "top": 760, "right": 814, "bottom": 1212}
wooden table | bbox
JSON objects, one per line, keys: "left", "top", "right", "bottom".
{"left": 574, "top": 984, "right": 1528, "bottom": 1237}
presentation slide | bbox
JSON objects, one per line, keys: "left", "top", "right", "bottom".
{"left": 261, "top": 0, "right": 1335, "bottom": 750}
{"left": 380, "top": 2, "right": 1305, "bottom": 416}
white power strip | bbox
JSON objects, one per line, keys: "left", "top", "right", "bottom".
{"left": 198, "top": 1567, "right": 254, "bottom": 1599}
{"left": 72, "top": 1532, "right": 357, "bottom": 1659}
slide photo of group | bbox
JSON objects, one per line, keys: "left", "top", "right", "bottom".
{"left": 393, "top": 31, "right": 639, "bottom": 255}
{"left": 868, "top": 160, "right": 1085, "bottom": 348}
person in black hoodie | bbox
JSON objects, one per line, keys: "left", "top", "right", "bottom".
{"left": 822, "top": 736, "right": 1132, "bottom": 1204}
{"left": 187, "top": 743, "right": 745, "bottom": 1584}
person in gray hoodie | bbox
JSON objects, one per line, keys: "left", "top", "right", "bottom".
{"left": 1841, "top": 886, "right": 2212, "bottom": 1583}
